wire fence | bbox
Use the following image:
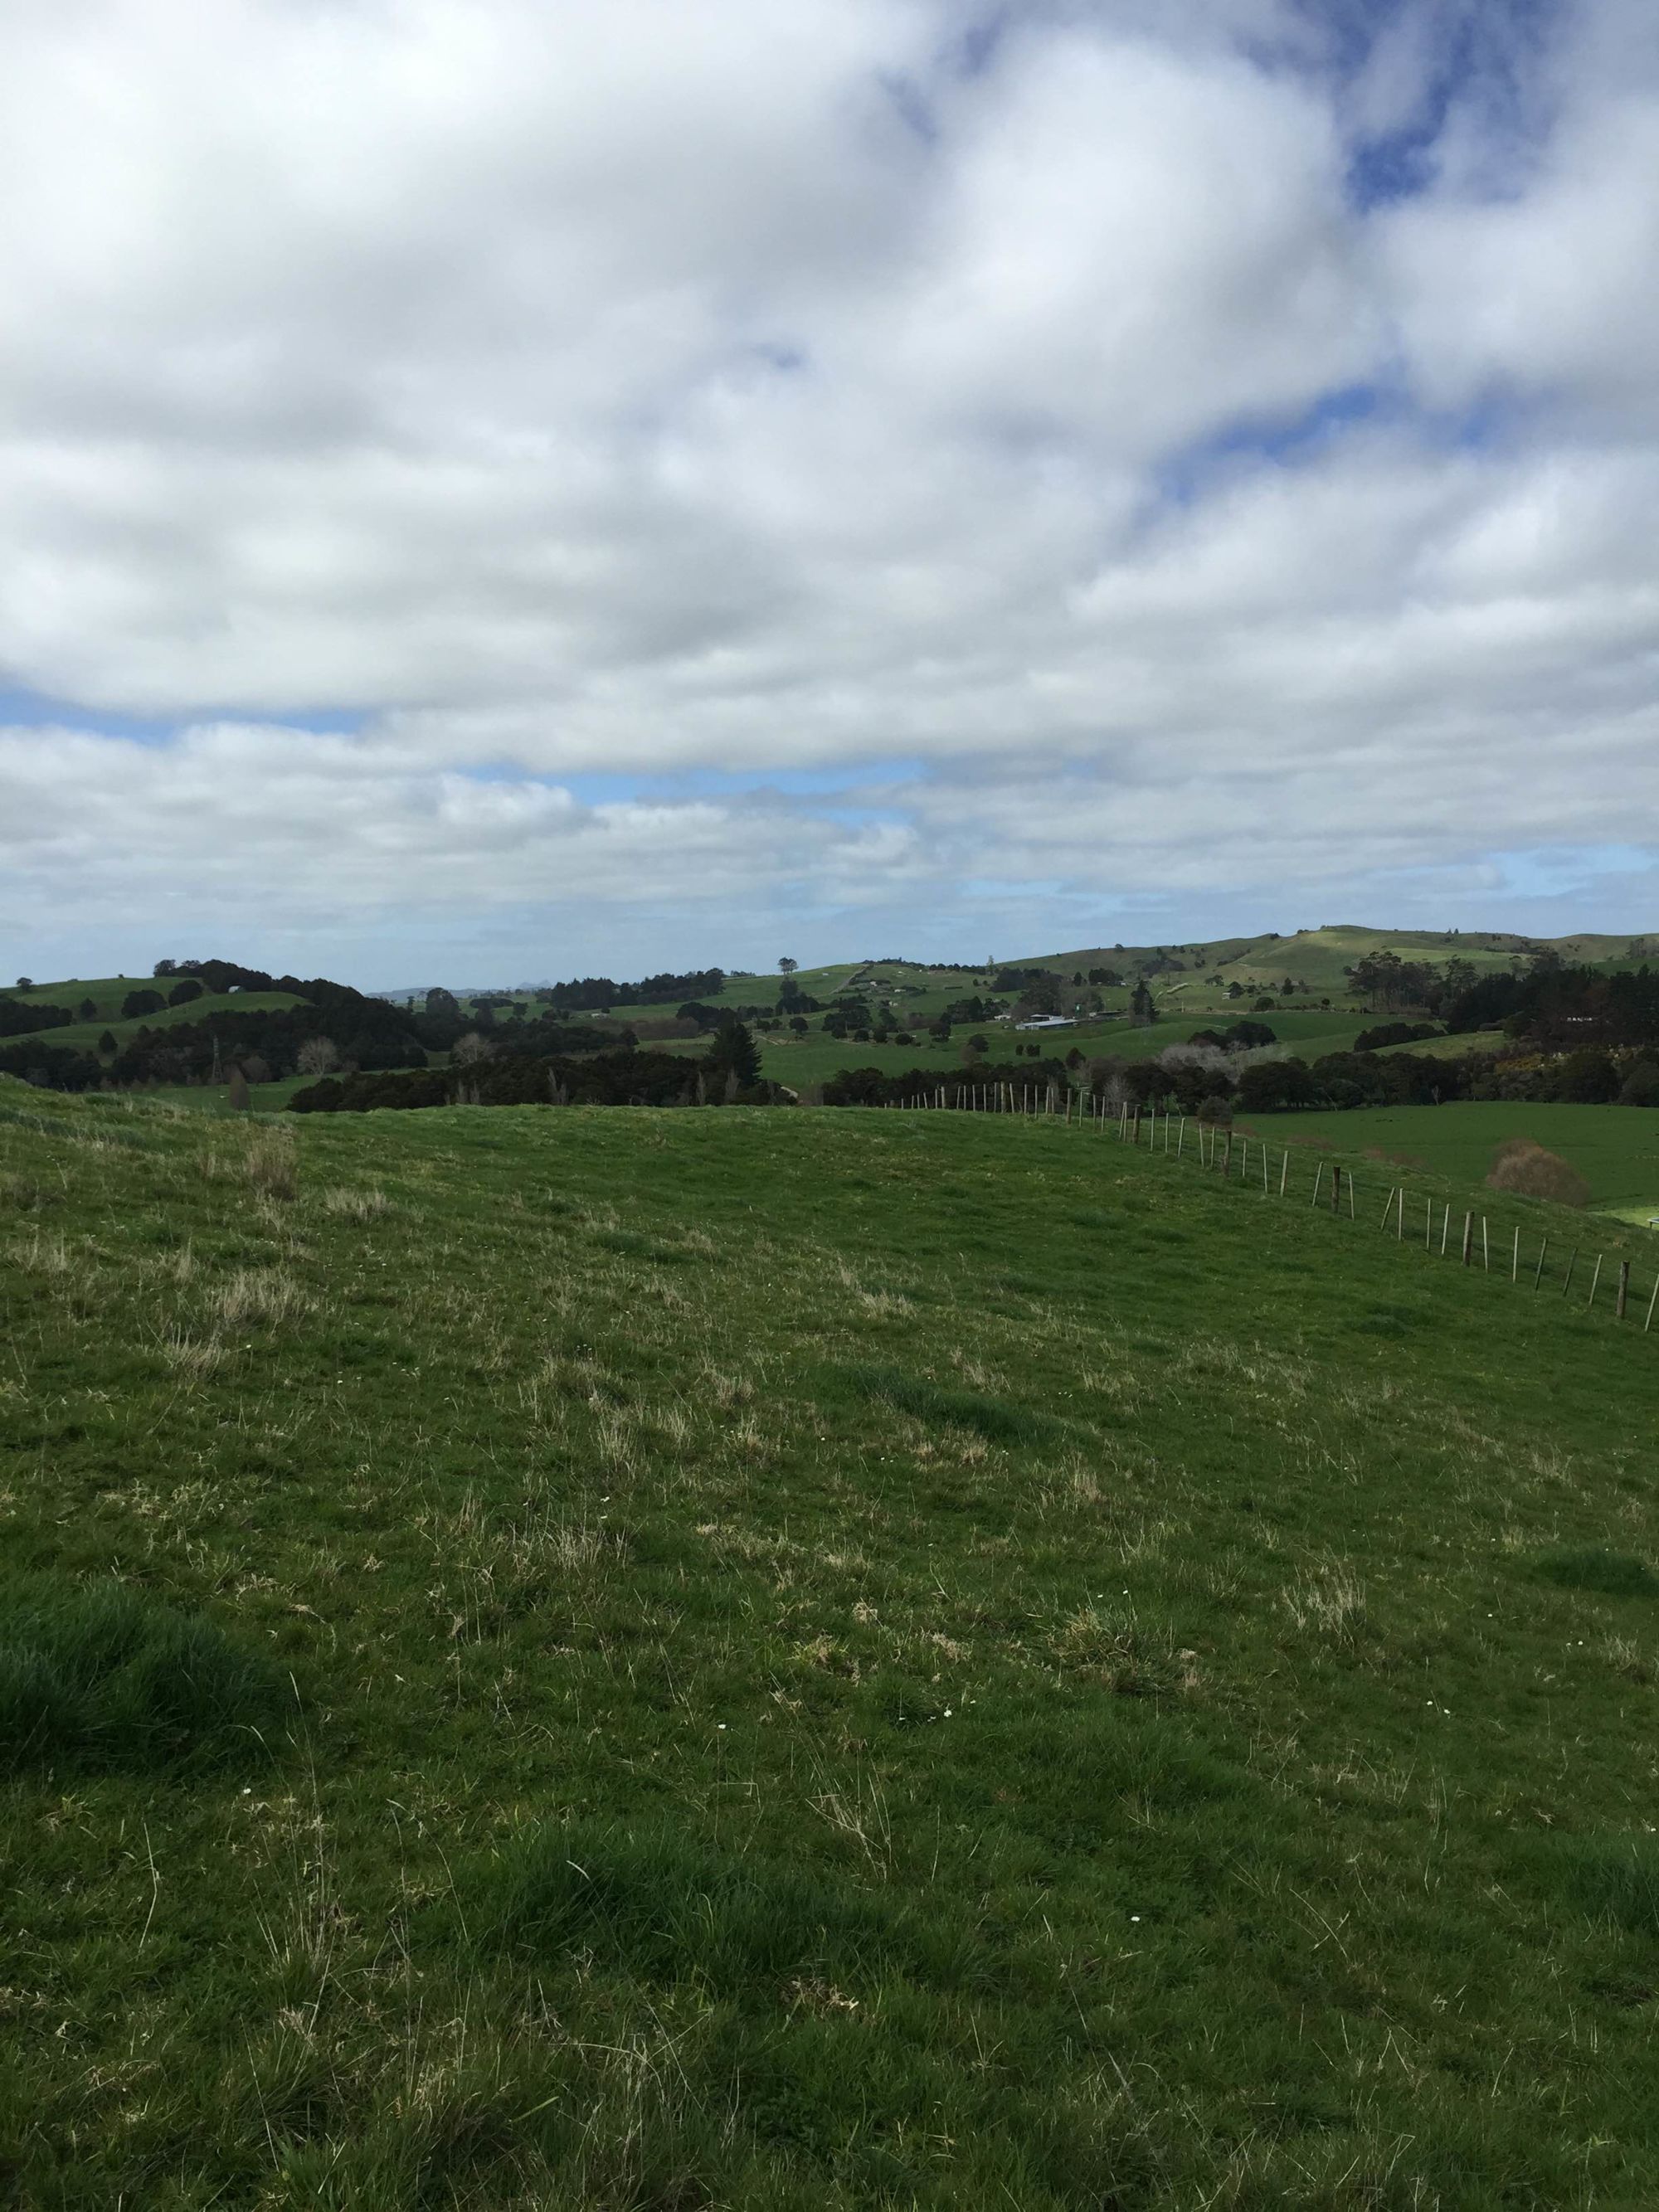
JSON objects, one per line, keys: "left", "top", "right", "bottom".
{"left": 875, "top": 1080, "right": 1658, "bottom": 1334}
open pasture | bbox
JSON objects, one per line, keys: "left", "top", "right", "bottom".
{"left": 5, "top": 1093, "right": 1659, "bottom": 2205}
{"left": 1244, "top": 1101, "right": 1659, "bottom": 1221}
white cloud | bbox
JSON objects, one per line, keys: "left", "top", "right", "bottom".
{"left": 1, "top": 0, "right": 1657, "bottom": 976}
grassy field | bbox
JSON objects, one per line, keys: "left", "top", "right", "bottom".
{"left": 1243, "top": 1101, "right": 1659, "bottom": 1221}
{"left": 744, "top": 1009, "right": 1379, "bottom": 1089}
{"left": 6, "top": 1087, "right": 1659, "bottom": 2205}
{"left": 144, "top": 1074, "right": 315, "bottom": 1116}
{"left": 37, "top": 992, "right": 306, "bottom": 1055}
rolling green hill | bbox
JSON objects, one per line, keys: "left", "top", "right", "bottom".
{"left": 451, "top": 928, "right": 1657, "bottom": 1106}
{"left": 41, "top": 991, "right": 305, "bottom": 1053}
{"left": 1018, "top": 924, "right": 1638, "bottom": 999}
{"left": 6, "top": 1089, "right": 1659, "bottom": 2203}
{"left": 1, "top": 976, "right": 306, "bottom": 1058}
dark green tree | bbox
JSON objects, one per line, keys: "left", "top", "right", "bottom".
{"left": 704, "top": 1020, "right": 760, "bottom": 1090}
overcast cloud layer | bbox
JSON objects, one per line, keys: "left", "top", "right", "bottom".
{"left": 2, "top": 0, "right": 1657, "bottom": 982}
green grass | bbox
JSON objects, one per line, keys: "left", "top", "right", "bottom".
{"left": 1244, "top": 1101, "right": 1659, "bottom": 1217}
{"left": 37, "top": 989, "right": 306, "bottom": 1055}
{"left": 7, "top": 1093, "right": 1659, "bottom": 2203}
{"left": 4, "top": 974, "right": 159, "bottom": 1019}
{"left": 0, "top": 1572, "right": 285, "bottom": 1774}
{"left": 144, "top": 1074, "right": 314, "bottom": 1115}
{"left": 750, "top": 1007, "right": 1374, "bottom": 1088}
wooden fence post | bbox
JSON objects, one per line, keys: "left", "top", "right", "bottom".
{"left": 1380, "top": 1187, "right": 1396, "bottom": 1228}
{"left": 1533, "top": 1237, "right": 1548, "bottom": 1291}
{"left": 1562, "top": 1247, "right": 1579, "bottom": 1296}
{"left": 1279, "top": 1150, "right": 1289, "bottom": 1198}
{"left": 1440, "top": 1203, "right": 1451, "bottom": 1257}
{"left": 1587, "top": 1254, "right": 1603, "bottom": 1309}
{"left": 1646, "top": 1275, "right": 1659, "bottom": 1333}
{"left": 1461, "top": 1213, "right": 1473, "bottom": 1266}
{"left": 1511, "top": 1226, "right": 1520, "bottom": 1282}
{"left": 1617, "top": 1259, "right": 1630, "bottom": 1320}
{"left": 1223, "top": 1131, "right": 1234, "bottom": 1178}
{"left": 1311, "top": 1162, "right": 1323, "bottom": 1207}
{"left": 1331, "top": 1164, "right": 1341, "bottom": 1217}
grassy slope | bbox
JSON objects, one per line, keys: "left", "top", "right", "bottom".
{"left": 144, "top": 1074, "right": 314, "bottom": 1115}
{"left": 750, "top": 1009, "right": 1377, "bottom": 1087}
{"left": 38, "top": 991, "right": 306, "bottom": 1053}
{"left": 5, "top": 975, "right": 157, "bottom": 1018}
{"left": 1243, "top": 1100, "right": 1659, "bottom": 1218}
{"left": 7, "top": 1095, "right": 1659, "bottom": 2205}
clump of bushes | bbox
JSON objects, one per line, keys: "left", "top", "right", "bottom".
{"left": 1486, "top": 1138, "right": 1591, "bottom": 1208}
{"left": 0, "top": 1573, "right": 285, "bottom": 1774}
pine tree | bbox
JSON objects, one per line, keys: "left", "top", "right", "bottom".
{"left": 704, "top": 1020, "right": 761, "bottom": 1090}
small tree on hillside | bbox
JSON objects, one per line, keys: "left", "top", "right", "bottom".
{"left": 97, "top": 1030, "right": 117, "bottom": 1056}
{"left": 226, "top": 1065, "right": 251, "bottom": 1111}
{"left": 298, "top": 1037, "right": 339, "bottom": 1076}
{"left": 705, "top": 1020, "right": 760, "bottom": 1090}
{"left": 78, "top": 998, "right": 96, "bottom": 1019}
{"left": 778, "top": 956, "right": 798, "bottom": 975}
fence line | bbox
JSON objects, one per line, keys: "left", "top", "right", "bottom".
{"left": 878, "top": 1077, "right": 1655, "bottom": 1336}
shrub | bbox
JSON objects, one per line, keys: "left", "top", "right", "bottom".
{"left": 1486, "top": 1139, "right": 1590, "bottom": 1208}
{"left": 1196, "top": 1096, "right": 1233, "bottom": 1126}
{"left": 1619, "top": 1062, "right": 1659, "bottom": 1108}
{"left": 0, "top": 1573, "right": 284, "bottom": 1773}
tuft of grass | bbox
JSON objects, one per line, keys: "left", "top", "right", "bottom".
{"left": 463, "top": 1817, "right": 966, "bottom": 1996}
{"left": 1534, "top": 1547, "right": 1659, "bottom": 1597}
{"left": 207, "top": 1267, "right": 312, "bottom": 1330}
{"left": 0, "top": 1573, "right": 286, "bottom": 1773}
{"left": 242, "top": 1126, "right": 299, "bottom": 1201}
{"left": 1546, "top": 1835, "right": 1659, "bottom": 1937}
{"left": 835, "top": 1363, "right": 1058, "bottom": 1446}
{"left": 320, "top": 1184, "right": 390, "bottom": 1219}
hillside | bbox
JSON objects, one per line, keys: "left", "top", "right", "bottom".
{"left": 6, "top": 1091, "right": 1659, "bottom": 2204}
{"left": 429, "top": 926, "right": 1658, "bottom": 1098}
{"left": 0, "top": 961, "right": 426, "bottom": 1091}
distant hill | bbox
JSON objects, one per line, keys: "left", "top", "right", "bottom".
{"left": 1018, "top": 925, "right": 1659, "bottom": 994}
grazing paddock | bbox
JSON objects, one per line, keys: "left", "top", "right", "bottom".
{"left": 4, "top": 1092, "right": 1659, "bottom": 2206}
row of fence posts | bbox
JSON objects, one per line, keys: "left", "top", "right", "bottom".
{"left": 877, "top": 1081, "right": 1654, "bottom": 1332}
{"left": 1106, "top": 1097, "right": 1656, "bottom": 1330}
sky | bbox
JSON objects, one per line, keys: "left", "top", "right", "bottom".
{"left": 2, "top": 0, "right": 1657, "bottom": 988}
